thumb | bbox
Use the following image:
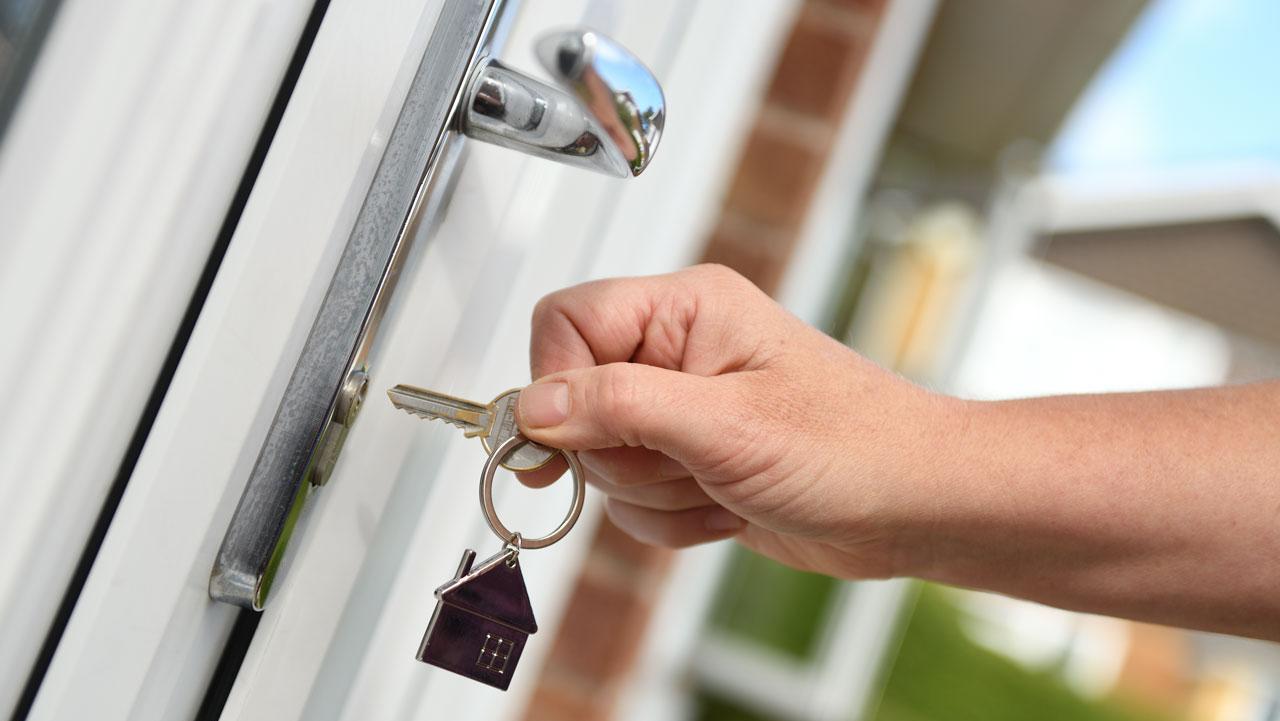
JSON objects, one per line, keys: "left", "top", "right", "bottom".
{"left": 516, "top": 362, "right": 737, "bottom": 463}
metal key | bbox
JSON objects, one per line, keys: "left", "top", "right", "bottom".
{"left": 387, "top": 385, "right": 555, "bottom": 472}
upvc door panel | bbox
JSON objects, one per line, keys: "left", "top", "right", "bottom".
{"left": 0, "top": 1, "right": 317, "bottom": 714}
{"left": 26, "top": 0, "right": 457, "bottom": 717}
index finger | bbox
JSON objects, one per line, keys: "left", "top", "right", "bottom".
{"left": 529, "top": 265, "right": 761, "bottom": 380}
{"left": 529, "top": 274, "right": 685, "bottom": 379}
{"left": 515, "top": 456, "right": 567, "bottom": 489}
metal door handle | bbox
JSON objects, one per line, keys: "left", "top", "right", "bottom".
{"left": 209, "top": 5, "right": 666, "bottom": 610}
{"left": 462, "top": 29, "right": 665, "bottom": 177}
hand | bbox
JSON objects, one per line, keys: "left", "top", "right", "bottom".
{"left": 515, "top": 264, "right": 958, "bottom": 579}
{"left": 514, "top": 265, "right": 1280, "bottom": 641}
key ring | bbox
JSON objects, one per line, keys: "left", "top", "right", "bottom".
{"left": 480, "top": 434, "right": 585, "bottom": 550}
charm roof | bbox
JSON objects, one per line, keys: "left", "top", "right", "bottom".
{"left": 437, "top": 549, "right": 537, "bottom": 634}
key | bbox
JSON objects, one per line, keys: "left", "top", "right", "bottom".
{"left": 387, "top": 385, "right": 555, "bottom": 472}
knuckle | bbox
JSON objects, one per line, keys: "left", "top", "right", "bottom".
{"left": 529, "top": 291, "right": 592, "bottom": 378}
{"left": 530, "top": 293, "right": 563, "bottom": 331}
{"left": 530, "top": 295, "right": 550, "bottom": 323}
{"left": 692, "top": 263, "right": 748, "bottom": 291}
{"left": 685, "top": 265, "right": 765, "bottom": 323}
{"left": 690, "top": 263, "right": 737, "bottom": 281}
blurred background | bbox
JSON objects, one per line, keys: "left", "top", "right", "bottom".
{"left": 664, "top": 1, "right": 1280, "bottom": 721}
{"left": 2, "top": 0, "right": 1278, "bottom": 720}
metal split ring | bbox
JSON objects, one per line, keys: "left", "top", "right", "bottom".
{"left": 480, "top": 434, "right": 584, "bottom": 550}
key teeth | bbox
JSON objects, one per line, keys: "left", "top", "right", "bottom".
{"left": 391, "top": 404, "right": 427, "bottom": 419}
{"left": 394, "top": 404, "right": 474, "bottom": 432}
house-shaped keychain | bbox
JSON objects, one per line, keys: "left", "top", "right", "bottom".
{"left": 417, "top": 548, "right": 538, "bottom": 690}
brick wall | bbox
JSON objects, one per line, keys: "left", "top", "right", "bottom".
{"left": 522, "top": 2, "right": 886, "bottom": 719}
{"left": 704, "top": 0, "right": 883, "bottom": 292}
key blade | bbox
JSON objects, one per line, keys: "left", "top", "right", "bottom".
{"left": 387, "top": 385, "right": 492, "bottom": 437}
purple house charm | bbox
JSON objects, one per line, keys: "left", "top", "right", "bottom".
{"left": 416, "top": 548, "right": 538, "bottom": 690}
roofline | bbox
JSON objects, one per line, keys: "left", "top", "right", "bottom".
{"left": 1025, "top": 162, "right": 1280, "bottom": 236}
{"left": 434, "top": 547, "right": 515, "bottom": 598}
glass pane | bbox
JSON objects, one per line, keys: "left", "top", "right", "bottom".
{"left": 707, "top": 547, "right": 840, "bottom": 660}
{"left": 0, "top": 0, "right": 62, "bottom": 140}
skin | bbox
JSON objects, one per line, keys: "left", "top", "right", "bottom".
{"left": 514, "top": 264, "right": 1280, "bottom": 642}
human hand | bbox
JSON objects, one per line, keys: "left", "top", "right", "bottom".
{"left": 512, "top": 264, "right": 1280, "bottom": 639}
{"left": 516, "top": 264, "right": 960, "bottom": 579}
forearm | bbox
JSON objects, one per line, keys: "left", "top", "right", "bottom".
{"left": 910, "top": 381, "right": 1280, "bottom": 641}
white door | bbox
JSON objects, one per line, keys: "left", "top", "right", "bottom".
{"left": 3, "top": 0, "right": 791, "bottom": 719}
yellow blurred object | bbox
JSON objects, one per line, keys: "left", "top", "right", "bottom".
{"left": 845, "top": 202, "right": 981, "bottom": 378}
{"left": 1111, "top": 623, "right": 1195, "bottom": 715}
{"left": 1186, "top": 662, "right": 1268, "bottom": 721}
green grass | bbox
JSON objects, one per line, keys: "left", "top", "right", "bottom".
{"left": 696, "top": 693, "right": 790, "bottom": 721}
{"left": 698, "top": 570, "right": 1180, "bottom": 721}
{"left": 708, "top": 548, "right": 840, "bottom": 659}
{"left": 873, "top": 586, "right": 1178, "bottom": 721}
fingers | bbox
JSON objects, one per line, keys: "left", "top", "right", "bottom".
{"left": 528, "top": 264, "right": 770, "bottom": 379}
{"left": 517, "top": 445, "right": 684, "bottom": 490}
{"left": 520, "top": 444, "right": 706, "bottom": 512}
{"left": 516, "top": 362, "right": 743, "bottom": 463}
{"left": 529, "top": 275, "right": 672, "bottom": 378}
{"left": 579, "top": 447, "right": 687, "bottom": 485}
{"left": 590, "top": 475, "right": 714, "bottom": 511}
{"left": 515, "top": 455, "right": 567, "bottom": 489}
{"left": 579, "top": 447, "right": 714, "bottom": 509}
{"left": 605, "top": 498, "right": 746, "bottom": 548}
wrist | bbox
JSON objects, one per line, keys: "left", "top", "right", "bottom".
{"left": 880, "top": 391, "right": 990, "bottom": 580}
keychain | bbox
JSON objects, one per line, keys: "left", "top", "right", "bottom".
{"left": 416, "top": 433, "right": 585, "bottom": 690}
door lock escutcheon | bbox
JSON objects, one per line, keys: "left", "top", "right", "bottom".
{"left": 210, "top": 0, "right": 665, "bottom": 610}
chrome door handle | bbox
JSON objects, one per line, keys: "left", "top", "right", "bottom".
{"left": 462, "top": 29, "right": 665, "bottom": 177}
{"left": 209, "top": 0, "right": 517, "bottom": 611}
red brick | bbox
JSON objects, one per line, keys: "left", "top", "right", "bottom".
{"left": 701, "top": 219, "right": 794, "bottom": 295}
{"left": 542, "top": 574, "right": 653, "bottom": 684}
{"left": 765, "top": 6, "right": 869, "bottom": 120}
{"left": 722, "top": 125, "right": 826, "bottom": 230}
{"left": 522, "top": 682, "right": 608, "bottom": 721}
{"left": 809, "top": 0, "right": 885, "bottom": 16}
